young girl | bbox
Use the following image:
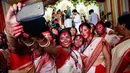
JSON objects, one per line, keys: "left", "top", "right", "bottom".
{"left": 69, "top": 26, "right": 77, "bottom": 41}
{"left": 72, "top": 35, "right": 84, "bottom": 52}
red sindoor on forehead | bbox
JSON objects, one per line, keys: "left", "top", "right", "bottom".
{"left": 62, "top": 32, "right": 68, "bottom": 36}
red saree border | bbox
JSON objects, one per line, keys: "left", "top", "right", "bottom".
{"left": 16, "top": 61, "right": 33, "bottom": 70}
{"left": 114, "top": 48, "right": 130, "bottom": 73}
{"left": 85, "top": 38, "right": 104, "bottom": 72}
{"left": 36, "top": 53, "right": 54, "bottom": 73}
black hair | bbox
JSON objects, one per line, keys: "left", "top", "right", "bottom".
{"left": 118, "top": 14, "right": 130, "bottom": 30}
{"left": 104, "top": 21, "right": 112, "bottom": 28}
{"left": 69, "top": 26, "right": 77, "bottom": 36}
{"left": 59, "top": 28, "right": 71, "bottom": 37}
{"left": 89, "top": 9, "right": 94, "bottom": 15}
{"left": 125, "top": 23, "right": 130, "bottom": 30}
{"left": 79, "top": 23, "right": 91, "bottom": 32}
{"left": 73, "top": 34, "right": 84, "bottom": 45}
{"left": 96, "top": 21, "right": 106, "bottom": 27}
{"left": 21, "top": 17, "right": 49, "bottom": 36}
{"left": 57, "top": 9, "right": 61, "bottom": 13}
{"left": 72, "top": 9, "right": 77, "bottom": 13}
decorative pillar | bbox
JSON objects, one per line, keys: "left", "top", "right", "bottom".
{"left": 110, "top": 0, "right": 114, "bottom": 26}
{"left": 104, "top": 0, "right": 108, "bottom": 13}
{"left": 117, "top": 0, "right": 121, "bottom": 16}
{"left": 105, "top": 0, "right": 111, "bottom": 13}
{"left": 119, "top": 0, "right": 129, "bottom": 15}
{"left": 120, "top": 0, "right": 125, "bottom": 14}
{"left": 110, "top": 0, "right": 118, "bottom": 27}
{"left": 114, "top": 0, "right": 118, "bottom": 25}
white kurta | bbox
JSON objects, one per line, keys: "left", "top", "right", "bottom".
{"left": 64, "top": 18, "right": 72, "bottom": 28}
{"left": 89, "top": 13, "right": 99, "bottom": 26}
{"left": 105, "top": 34, "right": 120, "bottom": 47}
{"left": 73, "top": 14, "right": 81, "bottom": 34}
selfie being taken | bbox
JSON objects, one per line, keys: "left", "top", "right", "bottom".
{"left": 0, "top": 0, "right": 130, "bottom": 73}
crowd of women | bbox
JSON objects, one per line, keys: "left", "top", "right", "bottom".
{"left": 0, "top": 2, "right": 130, "bottom": 73}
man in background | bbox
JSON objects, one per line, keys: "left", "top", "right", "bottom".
{"left": 72, "top": 9, "right": 81, "bottom": 34}
{"left": 88, "top": 9, "right": 99, "bottom": 26}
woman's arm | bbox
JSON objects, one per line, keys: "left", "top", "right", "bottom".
{"left": 80, "top": 53, "right": 88, "bottom": 73}
{"left": 103, "top": 43, "right": 111, "bottom": 73}
{"left": 5, "top": 3, "right": 26, "bottom": 54}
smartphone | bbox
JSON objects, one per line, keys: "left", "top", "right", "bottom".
{"left": 16, "top": 2, "right": 44, "bottom": 22}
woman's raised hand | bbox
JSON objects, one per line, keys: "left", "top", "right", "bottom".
{"left": 5, "top": 2, "right": 25, "bottom": 38}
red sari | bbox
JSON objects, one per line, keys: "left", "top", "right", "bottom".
{"left": 8, "top": 51, "right": 34, "bottom": 73}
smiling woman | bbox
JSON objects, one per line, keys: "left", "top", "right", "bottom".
{"left": 56, "top": 28, "right": 88, "bottom": 73}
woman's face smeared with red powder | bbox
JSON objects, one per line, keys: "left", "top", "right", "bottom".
{"left": 74, "top": 35, "right": 83, "bottom": 48}
{"left": 96, "top": 23, "right": 105, "bottom": 35}
{"left": 59, "top": 31, "right": 72, "bottom": 48}
{"left": 80, "top": 25, "right": 91, "bottom": 39}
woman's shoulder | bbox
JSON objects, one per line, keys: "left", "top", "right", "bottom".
{"left": 93, "top": 36, "right": 103, "bottom": 40}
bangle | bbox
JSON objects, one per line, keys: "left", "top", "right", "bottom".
{"left": 4, "top": 29, "right": 12, "bottom": 38}
{"left": 18, "top": 39, "right": 35, "bottom": 47}
{"left": 39, "top": 39, "right": 50, "bottom": 48}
